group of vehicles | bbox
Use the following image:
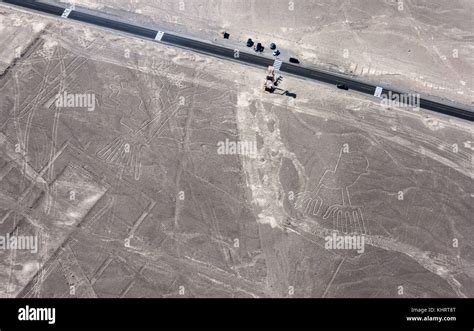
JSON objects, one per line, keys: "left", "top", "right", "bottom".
{"left": 223, "top": 32, "right": 348, "bottom": 91}
{"left": 246, "top": 38, "right": 298, "bottom": 63}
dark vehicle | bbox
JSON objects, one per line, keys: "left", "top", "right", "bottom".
{"left": 272, "top": 50, "right": 280, "bottom": 56}
{"left": 270, "top": 43, "right": 276, "bottom": 50}
{"left": 223, "top": 32, "right": 230, "bottom": 39}
{"left": 255, "top": 43, "right": 264, "bottom": 52}
{"left": 337, "top": 83, "right": 349, "bottom": 90}
{"left": 246, "top": 38, "right": 254, "bottom": 47}
{"left": 289, "top": 57, "right": 300, "bottom": 64}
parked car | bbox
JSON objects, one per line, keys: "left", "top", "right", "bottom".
{"left": 255, "top": 43, "right": 264, "bottom": 52}
{"left": 272, "top": 50, "right": 280, "bottom": 56}
{"left": 289, "top": 57, "right": 300, "bottom": 64}
{"left": 336, "top": 83, "right": 349, "bottom": 90}
{"left": 270, "top": 43, "right": 276, "bottom": 50}
{"left": 246, "top": 38, "right": 254, "bottom": 47}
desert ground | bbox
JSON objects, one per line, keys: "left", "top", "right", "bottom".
{"left": 0, "top": 3, "right": 472, "bottom": 298}
{"left": 50, "top": 0, "right": 474, "bottom": 106}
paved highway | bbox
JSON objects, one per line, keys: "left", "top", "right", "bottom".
{"left": 3, "top": 0, "right": 473, "bottom": 121}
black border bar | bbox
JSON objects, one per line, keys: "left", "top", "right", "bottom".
{"left": 0, "top": 298, "right": 472, "bottom": 330}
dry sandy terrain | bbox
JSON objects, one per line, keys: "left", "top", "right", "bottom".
{"left": 52, "top": 0, "right": 474, "bottom": 106}
{"left": 0, "top": 4, "right": 472, "bottom": 298}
